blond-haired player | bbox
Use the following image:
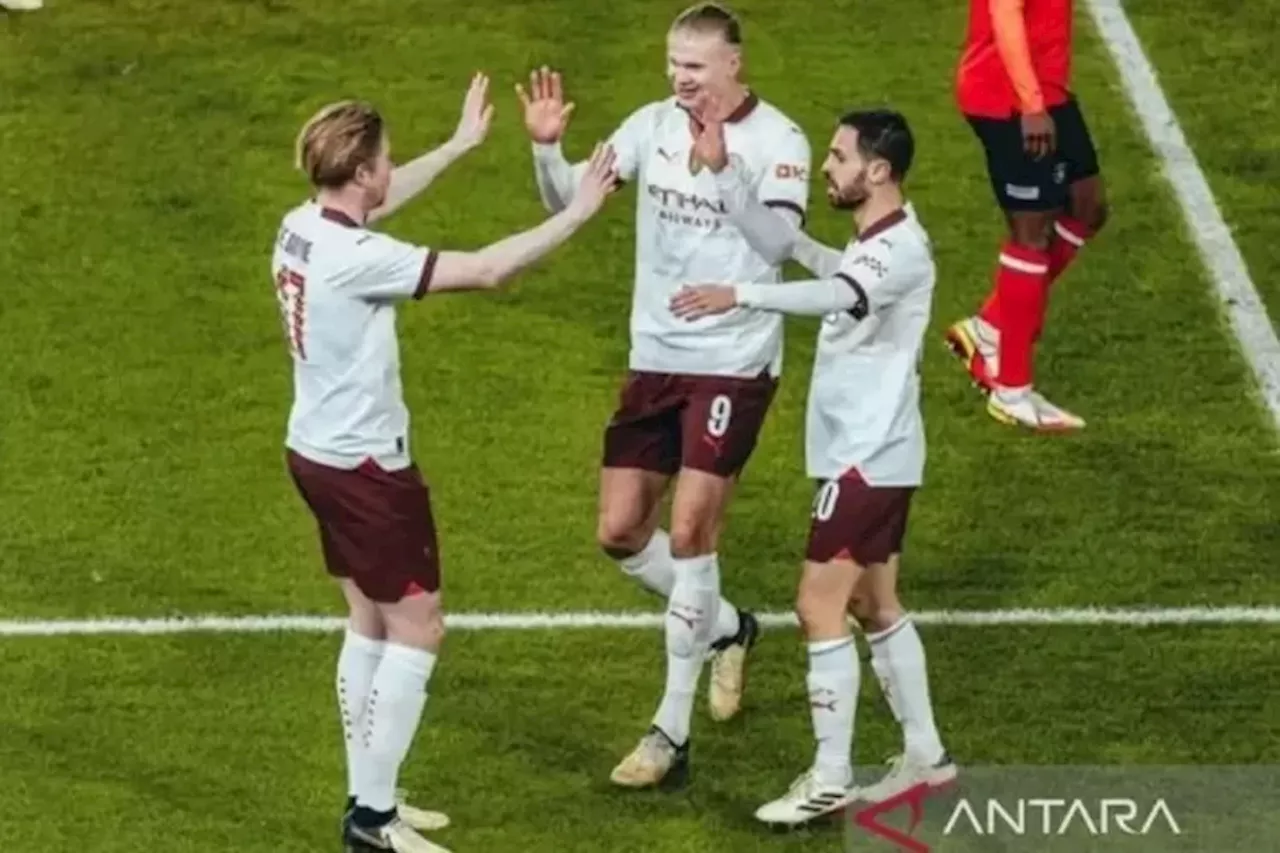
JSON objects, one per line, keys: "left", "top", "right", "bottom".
{"left": 517, "top": 2, "right": 812, "bottom": 790}
{"left": 274, "top": 75, "right": 619, "bottom": 852}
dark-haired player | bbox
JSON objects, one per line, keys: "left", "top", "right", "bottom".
{"left": 671, "top": 108, "right": 954, "bottom": 825}
{"left": 946, "top": 0, "right": 1108, "bottom": 431}
{"left": 517, "top": 2, "right": 813, "bottom": 788}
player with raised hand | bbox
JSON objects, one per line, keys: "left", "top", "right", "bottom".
{"left": 274, "top": 76, "right": 618, "bottom": 853}
{"left": 946, "top": 0, "right": 1109, "bottom": 431}
{"left": 670, "top": 108, "right": 955, "bottom": 826}
{"left": 518, "top": 3, "right": 813, "bottom": 789}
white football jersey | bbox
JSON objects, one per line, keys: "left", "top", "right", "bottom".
{"left": 270, "top": 202, "right": 436, "bottom": 471}
{"left": 806, "top": 206, "right": 936, "bottom": 486}
{"left": 606, "top": 94, "right": 811, "bottom": 378}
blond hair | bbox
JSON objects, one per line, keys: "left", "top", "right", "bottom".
{"left": 295, "top": 100, "right": 385, "bottom": 189}
{"left": 670, "top": 2, "right": 742, "bottom": 45}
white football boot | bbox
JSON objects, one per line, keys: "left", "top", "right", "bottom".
{"left": 857, "top": 752, "right": 958, "bottom": 805}
{"left": 344, "top": 816, "right": 451, "bottom": 853}
{"left": 987, "top": 385, "right": 1085, "bottom": 432}
{"left": 755, "top": 767, "right": 858, "bottom": 826}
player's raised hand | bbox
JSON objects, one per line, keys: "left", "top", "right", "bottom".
{"left": 1022, "top": 111, "right": 1056, "bottom": 160}
{"left": 566, "top": 143, "right": 620, "bottom": 219}
{"left": 451, "top": 72, "right": 495, "bottom": 152}
{"left": 669, "top": 284, "right": 737, "bottom": 320}
{"left": 516, "top": 67, "right": 576, "bottom": 144}
{"left": 689, "top": 93, "right": 729, "bottom": 173}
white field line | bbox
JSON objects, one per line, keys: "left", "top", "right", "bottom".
{"left": 1086, "top": 0, "right": 1280, "bottom": 433}
{"left": 1, "top": 606, "right": 1278, "bottom": 637}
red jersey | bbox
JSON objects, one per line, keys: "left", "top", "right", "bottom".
{"left": 956, "top": 0, "right": 1073, "bottom": 119}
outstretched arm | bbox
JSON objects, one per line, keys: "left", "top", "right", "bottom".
{"left": 429, "top": 143, "right": 620, "bottom": 291}
{"left": 671, "top": 277, "right": 859, "bottom": 318}
{"left": 791, "top": 232, "right": 845, "bottom": 278}
{"left": 531, "top": 142, "right": 588, "bottom": 213}
{"left": 670, "top": 232, "right": 917, "bottom": 321}
{"left": 691, "top": 100, "right": 813, "bottom": 266}
{"left": 367, "top": 73, "right": 496, "bottom": 224}
{"left": 341, "top": 144, "right": 620, "bottom": 301}
{"left": 519, "top": 68, "right": 648, "bottom": 212}
{"left": 710, "top": 166, "right": 844, "bottom": 276}
{"left": 367, "top": 138, "right": 473, "bottom": 224}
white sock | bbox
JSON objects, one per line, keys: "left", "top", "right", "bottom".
{"left": 359, "top": 643, "right": 437, "bottom": 812}
{"left": 807, "top": 636, "right": 858, "bottom": 786}
{"left": 337, "top": 629, "right": 385, "bottom": 800}
{"left": 620, "top": 531, "right": 740, "bottom": 642}
{"left": 652, "top": 554, "right": 718, "bottom": 745}
{"left": 867, "top": 617, "right": 945, "bottom": 763}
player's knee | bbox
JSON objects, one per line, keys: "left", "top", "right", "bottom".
{"left": 856, "top": 604, "right": 905, "bottom": 635}
{"left": 383, "top": 592, "right": 446, "bottom": 652}
{"left": 346, "top": 601, "right": 384, "bottom": 640}
{"left": 596, "top": 515, "right": 649, "bottom": 559}
{"left": 846, "top": 592, "right": 875, "bottom": 625}
{"left": 668, "top": 524, "right": 712, "bottom": 558}
{"left": 668, "top": 510, "right": 720, "bottom": 557}
{"left": 1009, "top": 212, "right": 1054, "bottom": 250}
{"left": 795, "top": 586, "right": 845, "bottom": 638}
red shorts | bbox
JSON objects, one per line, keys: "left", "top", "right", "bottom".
{"left": 601, "top": 370, "right": 777, "bottom": 477}
{"left": 805, "top": 472, "right": 915, "bottom": 566}
{"left": 286, "top": 450, "right": 441, "bottom": 603}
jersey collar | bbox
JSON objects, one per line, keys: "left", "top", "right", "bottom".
{"left": 318, "top": 205, "right": 362, "bottom": 228}
{"left": 722, "top": 91, "right": 759, "bottom": 123}
{"left": 680, "top": 90, "right": 760, "bottom": 126}
{"left": 857, "top": 207, "right": 908, "bottom": 242}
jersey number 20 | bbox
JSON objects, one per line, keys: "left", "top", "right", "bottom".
{"left": 275, "top": 266, "right": 307, "bottom": 360}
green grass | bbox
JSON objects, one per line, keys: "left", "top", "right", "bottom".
{"left": 0, "top": 0, "right": 1277, "bottom": 850}
{"left": 1122, "top": 0, "right": 1280, "bottom": 321}
{"left": 3, "top": 627, "right": 1277, "bottom": 851}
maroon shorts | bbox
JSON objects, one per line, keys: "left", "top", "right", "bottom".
{"left": 805, "top": 472, "right": 915, "bottom": 566}
{"left": 286, "top": 450, "right": 441, "bottom": 603}
{"left": 601, "top": 370, "right": 777, "bottom": 477}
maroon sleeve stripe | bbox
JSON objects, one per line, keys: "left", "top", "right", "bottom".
{"left": 834, "top": 272, "right": 870, "bottom": 320}
{"left": 764, "top": 199, "right": 806, "bottom": 226}
{"left": 414, "top": 250, "right": 439, "bottom": 300}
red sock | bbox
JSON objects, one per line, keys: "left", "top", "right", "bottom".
{"left": 993, "top": 242, "right": 1051, "bottom": 389}
{"left": 978, "top": 215, "right": 1093, "bottom": 334}
{"left": 1035, "top": 215, "right": 1092, "bottom": 338}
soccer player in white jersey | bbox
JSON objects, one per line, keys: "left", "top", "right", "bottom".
{"left": 671, "top": 108, "right": 956, "bottom": 825}
{"left": 274, "top": 76, "right": 620, "bottom": 853}
{"left": 516, "top": 2, "right": 812, "bottom": 788}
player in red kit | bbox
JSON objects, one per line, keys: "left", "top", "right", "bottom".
{"left": 946, "top": 0, "right": 1108, "bottom": 431}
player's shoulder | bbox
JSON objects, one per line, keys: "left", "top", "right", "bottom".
{"left": 282, "top": 202, "right": 405, "bottom": 263}
{"left": 845, "top": 208, "right": 933, "bottom": 277}
{"left": 745, "top": 96, "right": 809, "bottom": 142}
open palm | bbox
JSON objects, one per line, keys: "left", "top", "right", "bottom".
{"left": 452, "top": 72, "right": 494, "bottom": 151}
{"left": 516, "top": 67, "right": 576, "bottom": 144}
{"left": 567, "top": 142, "right": 620, "bottom": 218}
